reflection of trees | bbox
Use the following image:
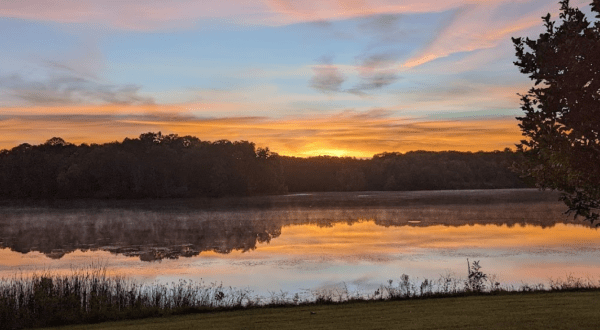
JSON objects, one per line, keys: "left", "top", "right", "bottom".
{"left": 0, "top": 210, "right": 284, "bottom": 261}
{"left": 0, "top": 190, "right": 585, "bottom": 261}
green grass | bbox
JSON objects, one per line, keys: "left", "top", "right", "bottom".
{"left": 4, "top": 262, "right": 598, "bottom": 329}
{"left": 46, "top": 291, "right": 600, "bottom": 330}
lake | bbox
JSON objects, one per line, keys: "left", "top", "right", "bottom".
{"left": 1, "top": 189, "right": 599, "bottom": 296}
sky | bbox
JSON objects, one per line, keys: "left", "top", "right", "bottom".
{"left": 0, "top": 0, "right": 594, "bottom": 157}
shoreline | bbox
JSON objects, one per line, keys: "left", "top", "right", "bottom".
{"left": 0, "top": 188, "right": 561, "bottom": 211}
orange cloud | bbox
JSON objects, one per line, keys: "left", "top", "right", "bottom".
{"left": 266, "top": 0, "right": 524, "bottom": 23}
{"left": 0, "top": 107, "right": 523, "bottom": 157}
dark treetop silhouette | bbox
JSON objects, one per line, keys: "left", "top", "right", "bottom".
{"left": 0, "top": 133, "right": 287, "bottom": 199}
{"left": 0, "top": 132, "right": 529, "bottom": 200}
{"left": 512, "top": 0, "right": 600, "bottom": 223}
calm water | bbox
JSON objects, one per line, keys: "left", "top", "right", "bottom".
{"left": 1, "top": 189, "right": 599, "bottom": 295}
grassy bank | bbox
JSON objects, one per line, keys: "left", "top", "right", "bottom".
{"left": 2, "top": 261, "right": 599, "bottom": 329}
{"left": 46, "top": 290, "right": 600, "bottom": 330}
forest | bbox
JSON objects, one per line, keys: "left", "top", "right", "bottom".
{"left": 0, "top": 132, "right": 531, "bottom": 199}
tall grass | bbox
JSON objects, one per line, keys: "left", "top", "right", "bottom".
{"left": 1, "top": 260, "right": 599, "bottom": 329}
{"left": 0, "top": 265, "right": 252, "bottom": 329}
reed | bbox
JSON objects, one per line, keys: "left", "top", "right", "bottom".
{"left": 1, "top": 260, "right": 598, "bottom": 329}
{"left": 0, "top": 266, "right": 252, "bottom": 329}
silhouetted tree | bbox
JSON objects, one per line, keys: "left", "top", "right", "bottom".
{"left": 0, "top": 132, "right": 530, "bottom": 200}
{"left": 512, "top": 0, "right": 600, "bottom": 223}
{"left": 0, "top": 133, "right": 288, "bottom": 199}
{"left": 279, "top": 150, "right": 528, "bottom": 192}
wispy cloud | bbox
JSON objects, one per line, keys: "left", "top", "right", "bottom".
{"left": 0, "top": 34, "right": 155, "bottom": 107}
{"left": 268, "top": 0, "right": 469, "bottom": 23}
{"left": 0, "top": 109, "right": 522, "bottom": 157}
{"left": 0, "top": 66, "right": 154, "bottom": 106}
{"left": 310, "top": 54, "right": 401, "bottom": 96}
{"left": 349, "top": 54, "right": 400, "bottom": 95}
{"left": 2, "top": 0, "right": 582, "bottom": 30}
{"left": 309, "top": 58, "right": 346, "bottom": 93}
{"left": 1, "top": 0, "right": 571, "bottom": 155}
{"left": 0, "top": 0, "right": 272, "bottom": 30}
{"left": 401, "top": 1, "right": 558, "bottom": 68}
{"left": 359, "top": 14, "right": 403, "bottom": 35}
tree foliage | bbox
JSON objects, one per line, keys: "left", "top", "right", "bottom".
{"left": 512, "top": 0, "right": 600, "bottom": 223}
{"left": 280, "top": 150, "right": 529, "bottom": 193}
{"left": 0, "top": 133, "right": 529, "bottom": 200}
{"left": 0, "top": 132, "right": 287, "bottom": 199}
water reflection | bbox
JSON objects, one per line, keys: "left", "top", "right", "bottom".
{"left": 2, "top": 190, "right": 600, "bottom": 295}
{"left": 0, "top": 190, "right": 585, "bottom": 262}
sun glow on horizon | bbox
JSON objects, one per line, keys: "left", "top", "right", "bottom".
{"left": 0, "top": 107, "right": 523, "bottom": 158}
{"left": 0, "top": 0, "right": 567, "bottom": 158}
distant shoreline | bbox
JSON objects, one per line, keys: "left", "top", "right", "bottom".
{"left": 0, "top": 188, "right": 560, "bottom": 211}
{"left": 0, "top": 134, "right": 530, "bottom": 200}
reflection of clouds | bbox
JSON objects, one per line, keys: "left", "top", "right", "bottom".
{"left": 2, "top": 191, "right": 600, "bottom": 294}
{"left": 0, "top": 191, "right": 583, "bottom": 263}
{"left": 269, "top": 221, "right": 600, "bottom": 266}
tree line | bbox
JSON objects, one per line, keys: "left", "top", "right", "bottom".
{"left": 0, "top": 132, "right": 531, "bottom": 199}
{"left": 281, "top": 150, "right": 530, "bottom": 192}
{"left": 0, "top": 132, "right": 286, "bottom": 199}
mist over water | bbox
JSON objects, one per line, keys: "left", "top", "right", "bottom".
{"left": 1, "top": 189, "right": 598, "bottom": 295}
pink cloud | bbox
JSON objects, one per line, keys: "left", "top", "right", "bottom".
{"left": 0, "top": 0, "right": 272, "bottom": 30}
{"left": 402, "top": 4, "right": 541, "bottom": 68}
{"left": 265, "top": 0, "right": 536, "bottom": 23}
{"left": 0, "top": 0, "right": 578, "bottom": 30}
{"left": 401, "top": 0, "right": 593, "bottom": 68}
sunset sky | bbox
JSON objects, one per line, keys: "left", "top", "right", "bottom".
{"left": 0, "top": 0, "right": 594, "bottom": 157}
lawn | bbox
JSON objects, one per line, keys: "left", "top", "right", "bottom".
{"left": 46, "top": 291, "right": 600, "bottom": 330}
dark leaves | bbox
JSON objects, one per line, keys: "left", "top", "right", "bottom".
{"left": 513, "top": 0, "right": 600, "bottom": 223}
